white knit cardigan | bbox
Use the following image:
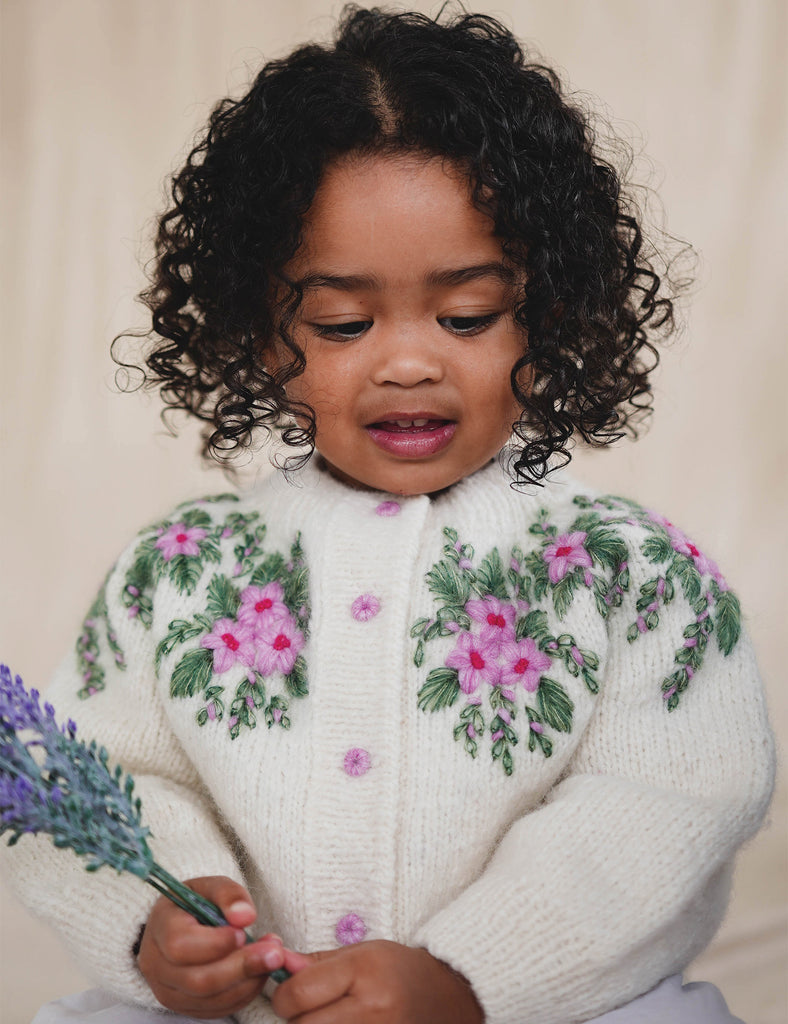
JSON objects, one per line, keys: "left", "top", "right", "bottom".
{"left": 2, "top": 460, "right": 775, "bottom": 1024}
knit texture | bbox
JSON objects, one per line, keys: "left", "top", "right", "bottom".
{"left": 1, "top": 460, "right": 775, "bottom": 1024}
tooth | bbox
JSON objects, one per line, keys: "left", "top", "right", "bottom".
{"left": 395, "top": 420, "right": 413, "bottom": 427}
{"left": 412, "top": 419, "right": 428, "bottom": 427}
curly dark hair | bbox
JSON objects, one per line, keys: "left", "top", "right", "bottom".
{"left": 119, "top": 3, "right": 688, "bottom": 484}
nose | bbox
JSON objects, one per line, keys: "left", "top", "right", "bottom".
{"left": 369, "top": 321, "right": 445, "bottom": 388}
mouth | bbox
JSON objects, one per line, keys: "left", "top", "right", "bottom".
{"left": 365, "top": 415, "right": 457, "bottom": 458}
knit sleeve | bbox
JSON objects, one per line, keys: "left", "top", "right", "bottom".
{"left": 0, "top": 538, "right": 244, "bottom": 1009}
{"left": 413, "top": 522, "right": 775, "bottom": 1024}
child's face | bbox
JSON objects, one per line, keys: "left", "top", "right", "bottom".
{"left": 279, "top": 152, "right": 526, "bottom": 495}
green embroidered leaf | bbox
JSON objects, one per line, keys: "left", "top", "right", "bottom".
{"left": 585, "top": 526, "right": 628, "bottom": 571}
{"left": 425, "top": 560, "right": 470, "bottom": 607}
{"left": 437, "top": 604, "right": 469, "bottom": 629}
{"left": 627, "top": 621, "right": 640, "bottom": 643}
{"left": 475, "top": 549, "right": 508, "bottom": 600}
{"left": 180, "top": 508, "right": 213, "bottom": 530}
{"left": 671, "top": 554, "right": 702, "bottom": 606}
{"left": 410, "top": 617, "right": 431, "bottom": 638}
{"left": 537, "top": 677, "right": 574, "bottom": 733}
{"left": 424, "top": 620, "right": 444, "bottom": 643}
{"left": 714, "top": 590, "right": 741, "bottom": 656}
{"left": 516, "top": 609, "right": 551, "bottom": 645}
{"left": 528, "top": 509, "right": 555, "bottom": 537}
{"left": 167, "top": 555, "right": 204, "bottom": 596}
{"left": 284, "top": 656, "right": 309, "bottom": 698}
{"left": 249, "top": 553, "right": 287, "bottom": 587}
{"left": 417, "top": 667, "right": 461, "bottom": 712}
{"left": 524, "top": 550, "right": 548, "bottom": 600}
{"left": 414, "top": 639, "right": 425, "bottom": 668}
{"left": 205, "top": 575, "right": 241, "bottom": 621}
{"left": 642, "top": 532, "right": 673, "bottom": 565}
{"left": 570, "top": 511, "right": 604, "bottom": 534}
{"left": 223, "top": 511, "right": 261, "bottom": 538}
{"left": 170, "top": 647, "right": 214, "bottom": 699}
{"left": 552, "top": 573, "right": 577, "bottom": 619}
{"left": 453, "top": 725, "right": 478, "bottom": 759}
{"left": 155, "top": 619, "right": 207, "bottom": 671}
{"left": 581, "top": 667, "right": 599, "bottom": 694}
{"left": 442, "top": 526, "right": 459, "bottom": 545}
{"left": 283, "top": 564, "right": 309, "bottom": 612}
{"left": 126, "top": 550, "right": 157, "bottom": 594}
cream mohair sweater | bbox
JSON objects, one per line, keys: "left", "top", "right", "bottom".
{"left": 2, "top": 460, "right": 775, "bottom": 1024}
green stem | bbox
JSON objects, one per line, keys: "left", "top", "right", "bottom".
{"left": 146, "top": 863, "right": 291, "bottom": 984}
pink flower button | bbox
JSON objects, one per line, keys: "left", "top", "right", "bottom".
{"left": 336, "top": 913, "right": 367, "bottom": 945}
{"left": 375, "top": 501, "right": 400, "bottom": 516}
{"left": 344, "top": 748, "right": 371, "bottom": 776}
{"left": 351, "top": 594, "right": 380, "bottom": 621}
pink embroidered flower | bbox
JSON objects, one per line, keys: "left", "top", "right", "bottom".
{"left": 351, "top": 594, "right": 381, "bottom": 621}
{"left": 255, "top": 614, "right": 305, "bottom": 676}
{"left": 237, "top": 582, "right": 289, "bottom": 631}
{"left": 155, "top": 523, "right": 207, "bottom": 561}
{"left": 375, "top": 501, "right": 400, "bottom": 516}
{"left": 500, "top": 636, "right": 551, "bottom": 691}
{"left": 201, "top": 618, "right": 256, "bottom": 674}
{"left": 670, "top": 535, "right": 715, "bottom": 577}
{"left": 445, "top": 631, "right": 501, "bottom": 693}
{"left": 336, "top": 913, "right": 367, "bottom": 945}
{"left": 466, "top": 596, "right": 516, "bottom": 654}
{"left": 466, "top": 596, "right": 516, "bottom": 631}
{"left": 543, "top": 531, "right": 592, "bottom": 583}
{"left": 343, "top": 748, "right": 371, "bottom": 776}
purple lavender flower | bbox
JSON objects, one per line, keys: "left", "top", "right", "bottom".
{"left": 0, "top": 666, "right": 291, "bottom": 982}
{"left": 0, "top": 664, "right": 153, "bottom": 877}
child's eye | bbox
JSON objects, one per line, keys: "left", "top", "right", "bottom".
{"left": 311, "top": 320, "right": 372, "bottom": 341}
{"left": 438, "top": 313, "right": 502, "bottom": 336}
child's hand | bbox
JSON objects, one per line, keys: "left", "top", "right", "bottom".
{"left": 137, "top": 875, "right": 286, "bottom": 1019}
{"left": 267, "top": 939, "right": 484, "bottom": 1024}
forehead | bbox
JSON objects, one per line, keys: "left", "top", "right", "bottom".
{"left": 289, "top": 152, "right": 504, "bottom": 279}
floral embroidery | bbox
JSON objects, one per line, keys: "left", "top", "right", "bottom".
{"left": 413, "top": 528, "right": 599, "bottom": 774}
{"left": 569, "top": 496, "right": 741, "bottom": 709}
{"left": 79, "top": 495, "right": 311, "bottom": 740}
{"left": 414, "top": 495, "right": 743, "bottom": 770}
{"left": 158, "top": 531, "right": 310, "bottom": 740}
{"left": 76, "top": 571, "right": 126, "bottom": 699}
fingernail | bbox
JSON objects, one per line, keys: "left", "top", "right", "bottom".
{"left": 235, "top": 930, "right": 247, "bottom": 948}
{"left": 229, "top": 900, "right": 252, "bottom": 916}
{"left": 263, "top": 949, "right": 283, "bottom": 970}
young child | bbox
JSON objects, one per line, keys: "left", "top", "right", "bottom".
{"left": 3, "top": 7, "right": 774, "bottom": 1024}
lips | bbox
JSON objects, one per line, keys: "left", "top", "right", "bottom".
{"left": 365, "top": 414, "right": 457, "bottom": 457}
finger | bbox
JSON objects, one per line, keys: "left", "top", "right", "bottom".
{"left": 163, "top": 943, "right": 267, "bottom": 999}
{"left": 156, "top": 909, "right": 246, "bottom": 966}
{"left": 289, "top": 995, "right": 358, "bottom": 1024}
{"left": 242, "top": 937, "right": 288, "bottom": 978}
{"left": 160, "top": 975, "right": 265, "bottom": 1019}
{"left": 184, "top": 875, "right": 258, "bottom": 929}
{"left": 282, "top": 947, "right": 313, "bottom": 974}
{"left": 272, "top": 956, "right": 354, "bottom": 1020}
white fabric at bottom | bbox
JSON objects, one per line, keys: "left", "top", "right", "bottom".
{"left": 31, "top": 988, "right": 232, "bottom": 1023}
{"left": 32, "top": 976, "right": 745, "bottom": 1024}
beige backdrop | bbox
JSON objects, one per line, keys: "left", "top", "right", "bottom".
{"left": 1, "top": 2, "right": 786, "bottom": 1023}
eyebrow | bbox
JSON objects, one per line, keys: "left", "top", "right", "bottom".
{"left": 295, "top": 262, "right": 516, "bottom": 292}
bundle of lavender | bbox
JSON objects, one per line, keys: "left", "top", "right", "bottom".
{"left": 0, "top": 664, "right": 288, "bottom": 983}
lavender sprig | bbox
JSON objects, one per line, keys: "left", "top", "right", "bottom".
{"left": 0, "top": 665, "right": 289, "bottom": 983}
